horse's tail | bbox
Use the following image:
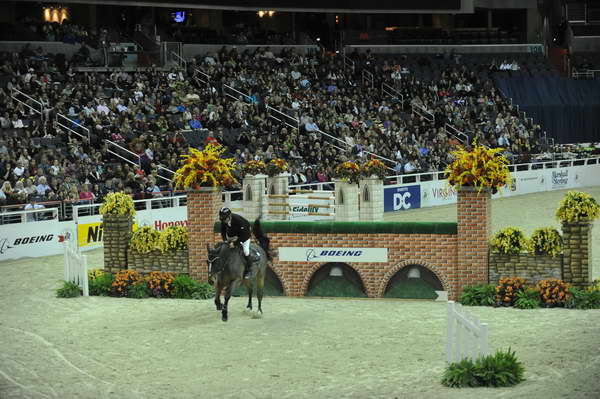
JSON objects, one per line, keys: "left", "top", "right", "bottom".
{"left": 253, "top": 217, "right": 272, "bottom": 261}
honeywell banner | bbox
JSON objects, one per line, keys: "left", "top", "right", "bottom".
{"left": 279, "top": 247, "right": 388, "bottom": 263}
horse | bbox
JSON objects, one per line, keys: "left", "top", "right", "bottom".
{"left": 206, "top": 218, "right": 272, "bottom": 322}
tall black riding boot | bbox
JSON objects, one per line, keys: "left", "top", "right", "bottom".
{"left": 243, "top": 255, "right": 252, "bottom": 280}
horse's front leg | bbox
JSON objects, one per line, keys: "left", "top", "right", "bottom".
{"left": 222, "top": 280, "right": 239, "bottom": 322}
{"left": 214, "top": 280, "right": 223, "bottom": 311}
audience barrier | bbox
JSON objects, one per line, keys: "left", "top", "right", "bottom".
{"left": 1, "top": 157, "right": 598, "bottom": 261}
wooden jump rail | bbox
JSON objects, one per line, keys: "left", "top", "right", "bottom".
{"left": 289, "top": 189, "right": 335, "bottom": 195}
{"left": 267, "top": 195, "right": 334, "bottom": 201}
{"left": 268, "top": 203, "right": 333, "bottom": 208}
{"left": 268, "top": 210, "right": 335, "bottom": 216}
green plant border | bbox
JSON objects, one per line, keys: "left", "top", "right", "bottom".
{"left": 214, "top": 221, "right": 458, "bottom": 235}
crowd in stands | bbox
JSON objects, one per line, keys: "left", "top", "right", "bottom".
{"left": 0, "top": 42, "right": 554, "bottom": 219}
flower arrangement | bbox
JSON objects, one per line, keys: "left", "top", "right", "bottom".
{"left": 88, "top": 269, "right": 105, "bottom": 281}
{"left": 536, "top": 279, "right": 570, "bottom": 307}
{"left": 157, "top": 226, "right": 188, "bottom": 253}
{"left": 556, "top": 191, "right": 600, "bottom": 223}
{"left": 242, "top": 160, "right": 266, "bottom": 176}
{"left": 145, "top": 271, "right": 175, "bottom": 298}
{"left": 527, "top": 227, "right": 562, "bottom": 257}
{"left": 111, "top": 269, "right": 143, "bottom": 297}
{"left": 588, "top": 278, "right": 600, "bottom": 293}
{"left": 129, "top": 226, "right": 161, "bottom": 253}
{"left": 361, "top": 158, "right": 387, "bottom": 179}
{"left": 99, "top": 192, "right": 136, "bottom": 217}
{"left": 174, "top": 143, "right": 238, "bottom": 189}
{"left": 445, "top": 144, "right": 511, "bottom": 192}
{"left": 490, "top": 227, "right": 527, "bottom": 255}
{"left": 496, "top": 277, "right": 528, "bottom": 306}
{"left": 334, "top": 161, "right": 361, "bottom": 184}
{"left": 265, "top": 158, "right": 289, "bottom": 177}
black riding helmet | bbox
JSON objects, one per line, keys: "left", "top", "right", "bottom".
{"left": 219, "top": 207, "right": 232, "bottom": 221}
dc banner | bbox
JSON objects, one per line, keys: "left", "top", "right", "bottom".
{"left": 384, "top": 185, "right": 421, "bottom": 212}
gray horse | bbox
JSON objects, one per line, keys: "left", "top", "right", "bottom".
{"left": 207, "top": 218, "right": 272, "bottom": 322}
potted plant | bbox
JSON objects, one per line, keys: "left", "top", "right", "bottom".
{"left": 242, "top": 160, "right": 267, "bottom": 177}
{"left": 528, "top": 227, "right": 562, "bottom": 257}
{"left": 99, "top": 192, "right": 136, "bottom": 217}
{"left": 361, "top": 158, "right": 387, "bottom": 179}
{"left": 334, "top": 161, "right": 361, "bottom": 184}
{"left": 556, "top": 191, "right": 600, "bottom": 223}
{"left": 265, "top": 158, "right": 289, "bottom": 177}
{"left": 446, "top": 144, "right": 511, "bottom": 193}
{"left": 174, "top": 143, "right": 238, "bottom": 190}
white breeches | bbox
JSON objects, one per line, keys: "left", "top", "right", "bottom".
{"left": 241, "top": 239, "right": 250, "bottom": 256}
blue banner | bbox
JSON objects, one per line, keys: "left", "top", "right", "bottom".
{"left": 384, "top": 185, "right": 421, "bottom": 212}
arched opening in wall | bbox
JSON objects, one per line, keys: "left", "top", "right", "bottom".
{"left": 233, "top": 267, "right": 284, "bottom": 296}
{"left": 306, "top": 263, "right": 366, "bottom": 297}
{"left": 384, "top": 264, "right": 443, "bottom": 299}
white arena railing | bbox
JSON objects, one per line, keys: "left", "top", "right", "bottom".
{"left": 1, "top": 155, "right": 598, "bottom": 225}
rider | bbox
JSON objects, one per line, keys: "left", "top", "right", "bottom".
{"left": 219, "top": 207, "right": 253, "bottom": 280}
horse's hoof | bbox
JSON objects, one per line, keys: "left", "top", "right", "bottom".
{"left": 222, "top": 315, "right": 228, "bottom": 322}
{"left": 215, "top": 304, "right": 222, "bottom": 311}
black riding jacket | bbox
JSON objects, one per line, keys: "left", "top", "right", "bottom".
{"left": 221, "top": 214, "right": 251, "bottom": 243}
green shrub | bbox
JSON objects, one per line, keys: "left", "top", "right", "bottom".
{"left": 442, "top": 348, "right": 525, "bottom": 388}
{"left": 473, "top": 348, "right": 525, "bottom": 387}
{"left": 128, "top": 281, "right": 150, "bottom": 299}
{"left": 89, "top": 273, "right": 114, "bottom": 296}
{"left": 566, "top": 287, "right": 600, "bottom": 310}
{"left": 192, "top": 281, "right": 215, "bottom": 300}
{"left": 56, "top": 281, "right": 81, "bottom": 298}
{"left": 442, "top": 358, "right": 480, "bottom": 388}
{"left": 459, "top": 284, "right": 496, "bottom": 306}
{"left": 172, "top": 275, "right": 199, "bottom": 299}
{"left": 514, "top": 288, "right": 540, "bottom": 309}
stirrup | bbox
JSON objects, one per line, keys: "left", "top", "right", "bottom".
{"left": 243, "top": 269, "right": 252, "bottom": 280}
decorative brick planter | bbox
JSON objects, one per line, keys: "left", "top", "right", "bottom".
{"left": 128, "top": 249, "right": 189, "bottom": 275}
{"left": 102, "top": 215, "right": 133, "bottom": 273}
{"left": 489, "top": 253, "right": 562, "bottom": 285}
{"left": 562, "top": 221, "right": 593, "bottom": 288}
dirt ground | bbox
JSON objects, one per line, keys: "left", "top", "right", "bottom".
{"left": 1, "top": 187, "right": 600, "bottom": 399}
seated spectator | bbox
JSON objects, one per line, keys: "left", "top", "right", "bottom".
{"left": 36, "top": 176, "right": 51, "bottom": 197}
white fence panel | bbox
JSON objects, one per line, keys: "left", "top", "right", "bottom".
{"left": 446, "top": 301, "right": 488, "bottom": 363}
{"left": 64, "top": 238, "right": 89, "bottom": 297}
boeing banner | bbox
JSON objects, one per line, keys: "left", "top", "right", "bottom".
{"left": 384, "top": 185, "right": 421, "bottom": 212}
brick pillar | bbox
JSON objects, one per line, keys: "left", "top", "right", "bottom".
{"left": 359, "top": 177, "right": 384, "bottom": 221}
{"left": 188, "top": 188, "right": 222, "bottom": 281}
{"left": 562, "top": 221, "right": 593, "bottom": 288}
{"left": 102, "top": 215, "right": 133, "bottom": 273}
{"left": 455, "top": 187, "right": 491, "bottom": 300}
